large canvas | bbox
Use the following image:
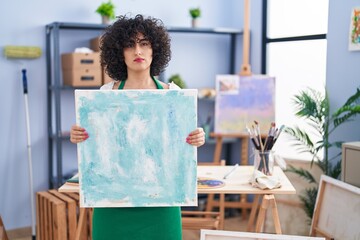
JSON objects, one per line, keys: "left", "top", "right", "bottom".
{"left": 75, "top": 89, "right": 198, "bottom": 207}
{"left": 215, "top": 75, "right": 275, "bottom": 134}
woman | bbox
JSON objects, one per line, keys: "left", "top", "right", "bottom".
{"left": 70, "top": 14, "right": 205, "bottom": 239}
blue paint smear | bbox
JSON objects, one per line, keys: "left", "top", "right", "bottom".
{"left": 76, "top": 90, "right": 197, "bottom": 207}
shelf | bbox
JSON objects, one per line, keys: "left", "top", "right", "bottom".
{"left": 46, "top": 22, "right": 243, "bottom": 35}
{"left": 49, "top": 85, "right": 101, "bottom": 90}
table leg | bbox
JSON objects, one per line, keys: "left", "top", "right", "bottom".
{"left": 247, "top": 194, "right": 261, "bottom": 232}
{"left": 255, "top": 195, "right": 282, "bottom": 234}
{"left": 269, "top": 195, "right": 282, "bottom": 234}
{"left": 255, "top": 195, "right": 270, "bottom": 232}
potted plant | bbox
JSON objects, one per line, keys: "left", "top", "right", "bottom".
{"left": 285, "top": 87, "right": 360, "bottom": 223}
{"left": 96, "top": 1, "right": 116, "bottom": 24}
{"left": 168, "top": 74, "right": 187, "bottom": 89}
{"left": 189, "top": 7, "right": 201, "bottom": 28}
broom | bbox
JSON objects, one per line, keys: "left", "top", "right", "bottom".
{"left": 4, "top": 45, "right": 41, "bottom": 240}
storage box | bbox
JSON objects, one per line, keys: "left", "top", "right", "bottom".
{"left": 36, "top": 190, "right": 92, "bottom": 240}
{"left": 342, "top": 142, "right": 360, "bottom": 187}
{"left": 61, "top": 52, "right": 100, "bottom": 70}
{"left": 90, "top": 37, "right": 101, "bottom": 52}
{"left": 63, "top": 68, "right": 102, "bottom": 87}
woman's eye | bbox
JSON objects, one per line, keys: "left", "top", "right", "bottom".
{"left": 125, "top": 43, "right": 135, "bottom": 48}
{"left": 141, "top": 42, "right": 150, "bottom": 47}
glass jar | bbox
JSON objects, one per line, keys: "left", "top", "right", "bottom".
{"left": 254, "top": 150, "right": 274, "bottom": 176}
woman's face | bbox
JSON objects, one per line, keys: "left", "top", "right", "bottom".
{"left": 123, "top": 33, "right": 153, "bottom": 74}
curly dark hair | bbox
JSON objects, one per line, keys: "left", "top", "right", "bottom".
{"left": 100, "top": 14, "right": 171, "bottom": 81}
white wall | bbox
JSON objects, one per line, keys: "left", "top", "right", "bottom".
{"left": 0, "top": 0, "right": 263, "bottom": 229}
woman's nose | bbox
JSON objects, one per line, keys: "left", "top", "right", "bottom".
{"left": 134, "top": 43, "right": 141, "bottom": 55}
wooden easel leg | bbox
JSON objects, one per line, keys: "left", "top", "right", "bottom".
{"left": 255, "top": 195, "right": 270, "bottom": 233}
{"left": 240, "top": 137, "right": 249, "bottom": 220}
{"left": 205, "top": 194, "right": 215, "bottom": 212}
{"left": 213, "top": 136, "right": 223, "bottom": 165}
{"left": 219, "top": 193, "right": 225, "bottom": 230}
{"left": 247, "top": 195, "right": 261, "bottom": 232}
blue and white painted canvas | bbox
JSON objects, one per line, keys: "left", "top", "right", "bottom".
{"left": 75, "top": 89, "right": 198, "bottom": 208}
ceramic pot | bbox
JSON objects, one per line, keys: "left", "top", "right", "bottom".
{"left": 102, "top": 16, "right": 110, "bottom": 24}
{"left": 191, "top": 18, "right": 199, "bottom": 28}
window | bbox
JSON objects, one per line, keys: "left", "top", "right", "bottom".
{"left": 262, "top": 0, "right": 329, "bottom": 160}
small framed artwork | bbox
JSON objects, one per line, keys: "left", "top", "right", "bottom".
{"left": 349, "top": 7, "right": 360, "bottom": 51}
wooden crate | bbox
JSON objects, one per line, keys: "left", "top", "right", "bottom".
{"left": 0, "top": 215, "right": 9, "bottom": 240}
{"left": 36, "top": 190, "right": 92, "bottom": 240}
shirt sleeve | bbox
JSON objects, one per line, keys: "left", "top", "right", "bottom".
{"left": 168, "top": 82, "right": 181, "bottom": 90}
{"left": 100, "top": 81, "right": 115, "bottom": 90}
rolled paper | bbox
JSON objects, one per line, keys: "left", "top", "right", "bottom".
{"left": 4, "top": 46, "right": 42, "bottom": 59}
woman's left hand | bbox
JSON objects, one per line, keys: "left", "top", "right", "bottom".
{"left": 186, "top": 128, "right": 205, "bottom": 147}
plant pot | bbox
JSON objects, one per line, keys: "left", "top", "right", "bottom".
{"left": 102, "top": 16, "right": 110, "bottom": 24}
{"left": 191, "top": 18, "right": 199, "bottom": 28}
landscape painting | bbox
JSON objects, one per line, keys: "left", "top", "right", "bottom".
{"left": 75, "top": 89, "right": 198, "bottom": 207}
{"left": 215, "top": 75, "right": 275, "bottom": 134}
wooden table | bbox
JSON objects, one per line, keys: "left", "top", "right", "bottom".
{"left": 197, "top": 165, "right": 296, "bottom": 233}
{"left": 59, "top": 166, "right": 295, "bottom": 235}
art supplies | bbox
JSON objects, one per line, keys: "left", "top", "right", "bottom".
{"left": 246, "top": 121, "right": 284, "bottom": 152}
{"left": 197, "top": 178, "right": 225, "bottom": 189}
{"left": 223, "top": 164, "right": 239, "bottom": 179}
{"left": 247, "top": 121, "right": 284, "bottom": 176}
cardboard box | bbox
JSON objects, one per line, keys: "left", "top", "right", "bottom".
{"left": 63, "top": 68, "right": 102, "bottom": 87}
{"left": 90, "top": 37, "right": 101, "bottom": 52}
{"left": 61, "top": 52, "right": 100, "bottom": 70}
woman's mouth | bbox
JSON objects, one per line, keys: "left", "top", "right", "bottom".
{"left": 134, "top": 58, "right": 144, "bottom": 63}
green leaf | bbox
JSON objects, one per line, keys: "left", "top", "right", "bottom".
{"left": 329, "top": 160, "right": 342, "bottom": 179}
{"left": 299, "top": 187, "right": 318, "bottom": 224}
{"left": 285, "top": 165, "right": 317, "bottom": 184}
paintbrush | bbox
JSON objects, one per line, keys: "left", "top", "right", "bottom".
{"left": 264, "top": 122, "right": 276, "bottom": 151}
{"left": 247, "top": 126, "right": 260, "bottom": 150}
{"left": 254, "top": 120, "right": 264, "bottom": 151}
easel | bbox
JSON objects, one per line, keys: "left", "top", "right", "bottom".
{"left": 205, "top": 133, "right": 253, "bottom": 220}
{"left": 206, "top": 0, "right": 281, "bottom": 226}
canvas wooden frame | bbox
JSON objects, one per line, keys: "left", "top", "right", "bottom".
{"left": 200, "top": 230, "right": 325, "bottom": 240}
{"left": 310, "top": 175, "right": 360, "bottom": 239}
{"left": 75, "top": 89, "right": 198, "bottom": 208}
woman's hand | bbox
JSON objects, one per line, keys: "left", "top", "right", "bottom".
{"left": 186, "top": 128, "right": 205, "bottom": 147}
{"left": 70, "top": 125, "right": 89, "bottom": 143}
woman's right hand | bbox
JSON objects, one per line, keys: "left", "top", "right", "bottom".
{"left": 70, "top": 125, "right": 89, "bottom": 143}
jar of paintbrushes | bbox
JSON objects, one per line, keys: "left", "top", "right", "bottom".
{"left": 246, "top": 121, "right": 284, "bottom": 176}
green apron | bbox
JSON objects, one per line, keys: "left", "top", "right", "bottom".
{"left": 92, "top": 77, "right": 182, "bottom": 240}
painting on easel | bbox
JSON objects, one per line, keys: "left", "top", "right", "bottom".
{"left": 75, "top": 89, "right": 198, "bottom": 208}
{"left": 215, "top": 75, "right": 275, "bottom": 134}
